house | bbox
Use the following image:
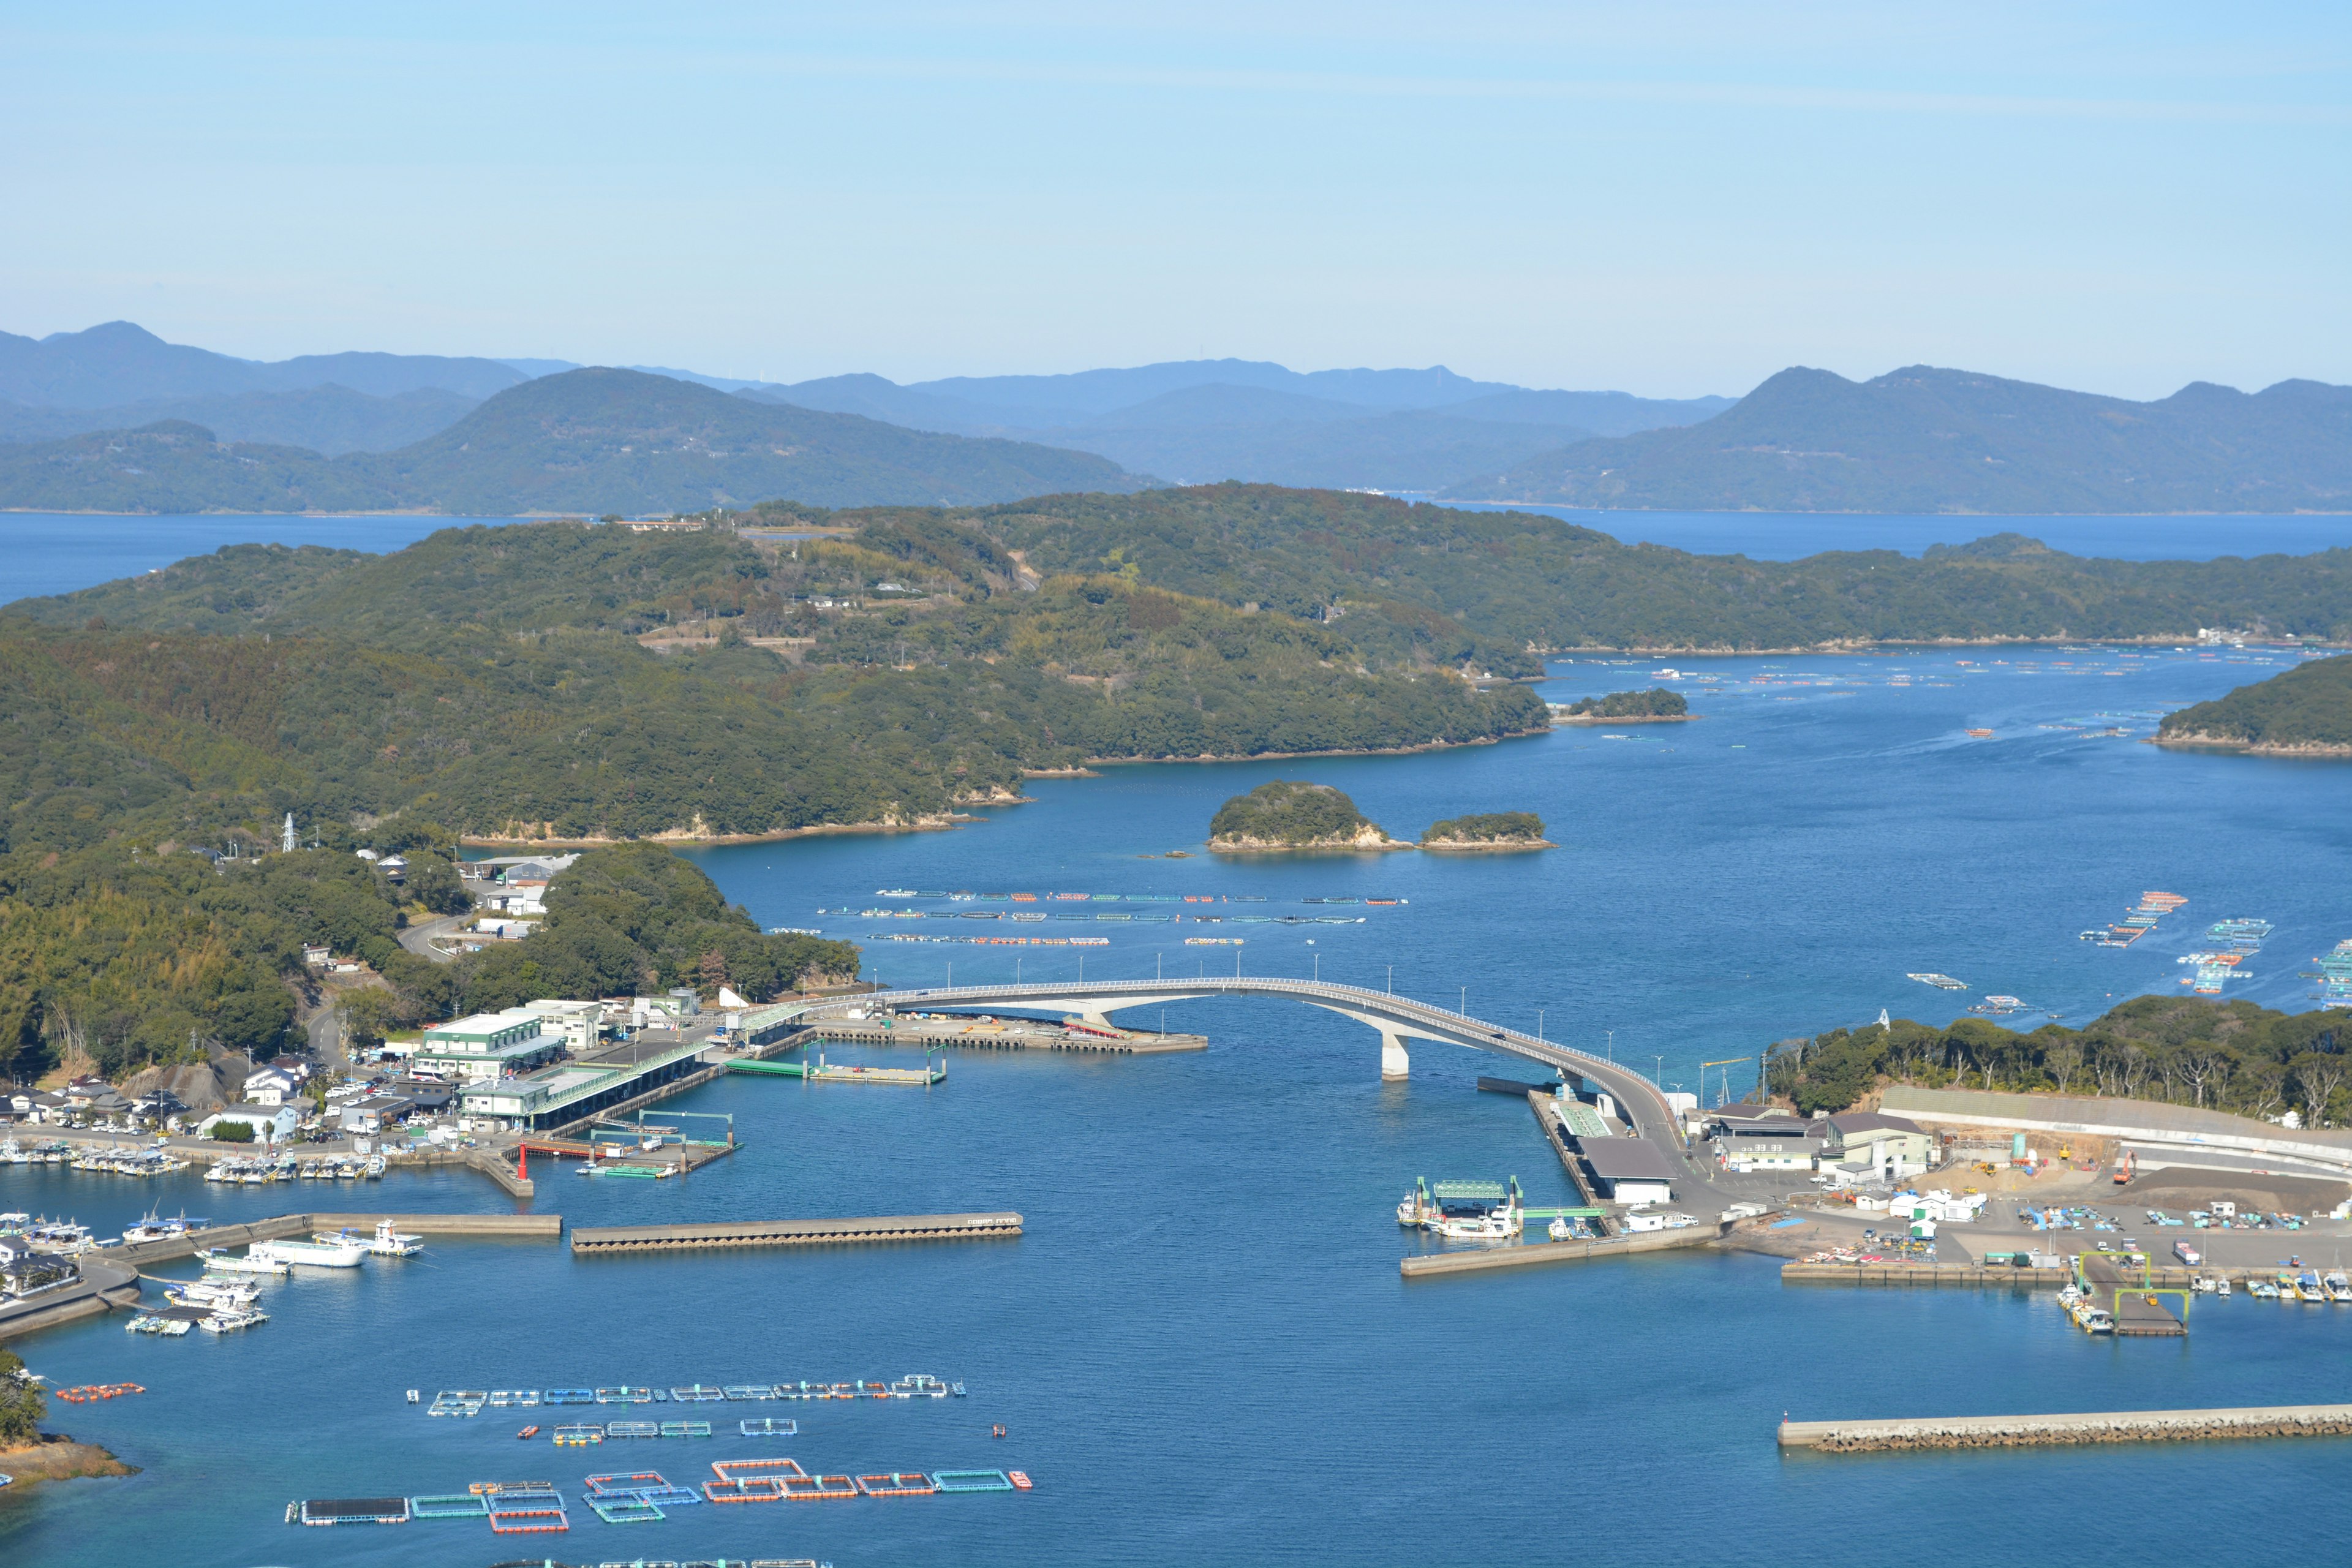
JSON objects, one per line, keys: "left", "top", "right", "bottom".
{"left": 302, "top": 943, "right": 333, "bottom": 967}
{"left": 0, "top": 1236, "right": 77, "bottom": 1296}
{"left": 484, "top": 890, "right": 545, "bottom": 916}
{"left": 199, "top": 1104, "right": 301, "bottom": 1144}
{"left": 242, "top": 1068, "right": 300, "bottom": 1107}
{"left": 410, "top": 1010, "right": 566, "bottom": 1085}
{"left": 473, "top": 918, "right": 537, "bottom": 940}
{"left": 378, "top": 855, "right": 407, "bottom": 882}
{"left": 1822, "top": 1112, "right": 1936, "bottom": 1179}
{"left": 83, "top": 1089, "right": 131, "bottom": 1120}
{"left": 62, "top": 1076, "right": 111, "bottom": 1109}
{"left": 339, "top": 1094, "right": 418, "bottom": 1134}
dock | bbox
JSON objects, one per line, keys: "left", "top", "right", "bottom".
{"left": 1400, "top": 1221, "right": 1719, "bottom": 1279}
{"left": 114, "top": 1212, "right": 559, "bottom": 1268}
{"left": 728, "top": 1054, "right": 946, "bottom": 1085}
{"left": 570, "top": 1212, "right": 1023, "bottom": 1255}
{"left": 1779, "top": 1403, "right": 2352, "bottom": 1453}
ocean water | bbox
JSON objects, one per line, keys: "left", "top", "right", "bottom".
{"left": 1396, "top": 497, "right": 2352, "bottom": 562}
{"left": 0, "top": 514, "right": 538, "bottom": 604}
{"left": 5, "top": 640, "right": 2350, "bottom": 1567}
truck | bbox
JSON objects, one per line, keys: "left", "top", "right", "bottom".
{"left": 2174, "top": 1239, "right": 2203, "bottom": 1266}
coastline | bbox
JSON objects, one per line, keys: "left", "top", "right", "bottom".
{"left": 0, "top": 1435, "right": 136, "bottom": 1486}
{"left": 2150, "top": 733, "right": 2352, "bottom": 760}
{"left": 1419, "top": 838, "right": 1556, "bottom": 851}
{"left": 1549, "top": 714, "right": 1694, "bottom": 726}
{"left": 1085, "top": 728, "right": 1544, "bottom": 766}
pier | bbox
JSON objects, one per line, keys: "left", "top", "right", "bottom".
{"left": 113, "top": 1212, "right": 559, "bottom": 1268}
{"left": 1779, "top": 1403, "right": 2352, "bottom": 1452}
{"left": 569, "top": 1211, "right": 1023, "bottom": 1254}
{"left": 1400, "top": 1220, "right": 1721, "bottom": 1278}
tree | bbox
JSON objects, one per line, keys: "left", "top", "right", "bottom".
{"left": 208, "top": 1119, "right": 255, "bottom": 1142}
{"left": 403, "top": 852, "right": 472, "bottom": 916}
{"left": 2294, "top": 1052, "right": 2350, "bottom": 1126}
{"left": 0, "top": 1346, "right": 46, "bottom": 1446}
{"left": 2044, "top": 1038, "right": 2084, "bottom": 1095}
{"left": 2177, "top": 1044, "right": 2234, "bottom": 1109}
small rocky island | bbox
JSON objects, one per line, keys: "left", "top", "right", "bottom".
{"left": 0, "top": 1349, "right": 134, "bottom": 1488}
{"left": 1551, "top": 687, "right": 1691, "bottom": 724}
{"left": 1208, "top": 780, "right": 1404, "bottom": 851}
{"left": 1420, "top": 811, "right": 1554, "bottom": 850}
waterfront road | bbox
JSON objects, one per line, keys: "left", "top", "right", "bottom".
{"left": 868, "top": 976, "right": 1736, "bottom": 1207}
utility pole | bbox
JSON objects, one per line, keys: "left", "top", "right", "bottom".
{"left": 1386, "top": 964, "right": 1393, "bottom": 995}
{"left": 1654, "top": 1054, "right": 1664, "bottom": 1087}
{"left": 1313, "top": 953, "right": 1320, "bottom": 982}
{"left": 1538, "top": 1009, "right": 1544, "bottom": 1043}
{"left": 1460, "top": 986, "right": 1467, "bottom": 1016}
{"left": 1606, "top": 1029, "right": 1615, "bottom": 1065}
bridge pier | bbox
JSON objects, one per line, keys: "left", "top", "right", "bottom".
{"left": 1380, "top": 1031, "right": 1410, "bottom": 1081}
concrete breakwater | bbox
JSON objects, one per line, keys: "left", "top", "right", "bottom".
{"left": 115, "top": 1212, "right": 559, "bottom": 1268}
{"left": 790, "top": 1020, "right": 1207, "bottom": 1055}
{"left": 1784, "top": 1261, "right": 2226, "bottom": 1289}
{"left": 1400, "top": 1222, "right": 1718, "bottom": 1279}
{"left": 1780, "top": 1403, "right": 2352, "bottom": 1452}
{"left": 571, "top": 1212, "right": 1023, "bottom": 1255}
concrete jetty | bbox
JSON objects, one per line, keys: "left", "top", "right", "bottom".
{"left": 570, "top": 1212, "right": 1023, "bottom": 1255}
{"left": 1400, "top": 1222, "right": 1718, "bottom": 1278}
{"left": 1780, "top": 1403, "right": 2352, "bottom": 1452}
{"left": 114, "top": 1212, "right": 559, "bottom": 1268}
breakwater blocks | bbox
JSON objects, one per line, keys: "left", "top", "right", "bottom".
{"left": 1779, "top": 1403, "right": 2352, "bottom": 1453}
{"left": 571, "top": 1212, "right": 1023, "bottom": 1254}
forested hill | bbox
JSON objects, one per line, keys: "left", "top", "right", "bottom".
{"left": 2156, "top": 655, "right": 2352, "bottom": 753}
{"left": 960, "top": 486, "right": 2352, "bottom": 650}
{"left": 0, "top": 368, "right": 1151, "bottom": 513}
{"left": 1449, "top": 365, "right": 2352, "bottom": 513}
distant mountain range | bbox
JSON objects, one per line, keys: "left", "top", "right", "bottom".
{"left": 0, "top": 369, "right": 1144, "bottom": 513}
{"left": 3, "top": 323, "right": 2343, "bottom": 514}
{"left": 1449, "top": 366, "right": 2352, "bottom": 514}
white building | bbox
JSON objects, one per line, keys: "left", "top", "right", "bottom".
{"left": 523, "top": 1000, "right": 601, "bottom": 1055}
{"left": 199, "top": 1104, "right": 301, "bottom": 1144}
{"left": 241, "top": 1068, "right": 300, "bottom": 1107}
{"left": 410, "top": 1009, "right": 567, "bottom": 1085}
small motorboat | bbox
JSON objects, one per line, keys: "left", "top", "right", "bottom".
{"left": 516, "top": 1425, "right": 540, "bottom": 1440}
{"left": 1548, "top": 1216, "right": 1573, "bottom": 1242}
{"left": 991, "top": 1424, "right": 1008, "bottom": 1439}
{"left": 2325, "top": 1271, "right": 2352, "bottom": 1303}
{"left": 1009, "top": 1471, "right": 1033, "bottom": 1490}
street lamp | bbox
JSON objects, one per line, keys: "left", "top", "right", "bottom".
{"left": 1386, "top": 964, "right": 1393, "bottom": 995}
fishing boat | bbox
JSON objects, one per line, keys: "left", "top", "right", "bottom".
{"left": 2248, "top": 1277, "right": 2280, "bottom": 1299}
{"left": 198, "top": 1307, "right": 269, "bottom": 1333}
{"left": 315, "top": 1219, "right": 421, "bottom": 1256}
{"left": 2297, "top": 1272, "right": 2328, "bottom": 1302}
{"left": 1548, "top": 1216, "right": 1574, "bottom": 1242}
{"left": 1395, "top": 1182, "right": 1435, "bottom": 1228}
{"left": 121, "top": 1210, "right": 208, "bottom": 1245}
{"left": 2078, "top": 1306, "right": 2115, "bottom": 1335}
{"left": 2327, "top": 1272, "right": 2352, "bottom": 1303}
{"left": 251, "top": 1236, "right": 367, "bottom": 1269}
{"left": 516, "top": 1425, "right": 540, "bottom": 1440}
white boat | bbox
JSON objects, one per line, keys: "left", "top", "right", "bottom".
{"left": 1396, "top": 1190, "right": 1434, "bottom": 1228}
{"left": 2326, "top": 1272, "right": 2352, "bottom": 1303}
{"left": 1428, "top": 1204, "right": 1523, "bottom": 1242}
{"left": 198, "top": 1307, "right": 269, "bottom": 1333}
{"left": 1548, "top": 1216, "right": 1574, "bottom": 1242}
{"left": 195, "top": 1247, "right": 288, "bottom": 1276}
{"left": 2217, "top": 1276, "right": 2232, "bottom": 1297}
{"left": 165, "top": 1280, "right": 258, "bottom": 1308}
{"left": 2079, "top": 1307, "right": 2115, "bottom": 1335}
{"left": 250, "top": 1237, "right": 366, "bottom": 1268}
{"left": 315, "top": 1219, "right": 421, "bottom": 1257}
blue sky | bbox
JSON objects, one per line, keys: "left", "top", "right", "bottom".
{"left": 3, "top": 4, "right": 2345, "bottom": 398}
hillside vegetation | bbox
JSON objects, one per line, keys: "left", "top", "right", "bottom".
{"left": 2155, "top": 655, "right": 2352, "bottom": 753}
{"left": 1561, "top": 688, "right": 1688, "bottom": 718}
{"left": 1458, "top": 366, "right": 2352, "bottom": 513}
{"left": 1208, "top": 780, "right": 1392, "bottom": 848}
{"left": 965, "top": 487, "right": 2352, "bottom": 652}
{"left": 1773, "top": 997, "right": 2349, "bottom": 1125}
{"left": 1421, "top": 811, "right": 1548, "bottom": 845}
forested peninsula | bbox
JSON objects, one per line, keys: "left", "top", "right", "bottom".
{"left": 2155, "top": 654, "right": 2352, "bottom": 756}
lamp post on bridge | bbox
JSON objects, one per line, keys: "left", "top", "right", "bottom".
{"left": 1386, "top": 964, "right": 1393, "bottom": 995}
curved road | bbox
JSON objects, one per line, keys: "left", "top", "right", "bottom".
{"left": 868, "top": 976, "right": 1728, "bottom": 1199}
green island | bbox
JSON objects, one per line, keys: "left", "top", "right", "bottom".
{"left": 2155, "top": 654, "right": 2352, "bottom": 756}
{"left": 1770, "top": 995, "right": 2351, "bottom": 1123}
{"left": 1554, "top": 688, "right": 1690, "bottom": 723}
{"left": 1419, "top": 811, "right": 1552, "bottom": 850}
{"left": 1207, "top": 780, "right": 1400, "bottom": 851}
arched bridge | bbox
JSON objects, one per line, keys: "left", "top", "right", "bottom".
{"left": 862, "top": 976, "right": 1686, "bottom": 1152}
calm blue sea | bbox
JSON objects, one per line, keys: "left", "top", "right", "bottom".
{"left": 0, "top": 514, "right": 538, "bottom": 604}
{"left": 6, "top": 631, "right": 2351, "bottom": 1567}
{"left": 1395, "top": 496, "right": 2352, "bottom": 562}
